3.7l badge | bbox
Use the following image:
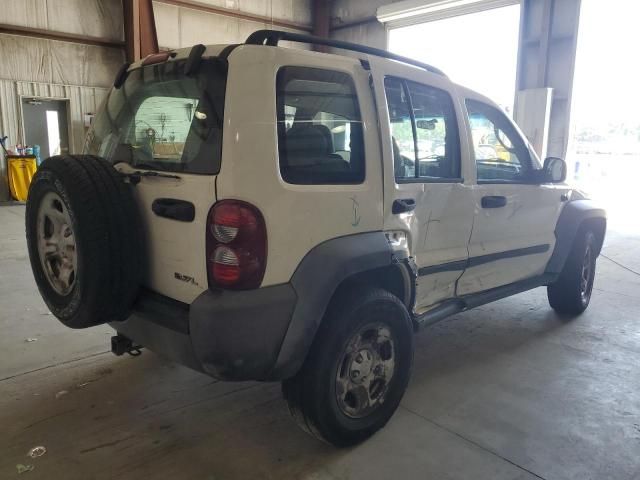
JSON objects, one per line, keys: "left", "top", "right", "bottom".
{"left": 174, "top": 272, "right": 199, "bottom": 286}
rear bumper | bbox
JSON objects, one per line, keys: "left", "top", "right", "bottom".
{"left": 109, "top": 284, "right": 297, "bottom": 381}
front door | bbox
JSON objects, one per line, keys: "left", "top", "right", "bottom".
{"left": 457, "top": 97, "right": 571, "bottom": 295}
{"left": 370, "top": 59, "right": 475, "bottom": 314}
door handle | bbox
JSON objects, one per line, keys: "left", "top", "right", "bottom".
{"left": 481, "top": 195, "right": 507, "bottom": 208}
{"left": 152, "top": 198, "right": 195, "bottom": 222}
{"left": 392, "top": 198, "right": 416, "bottom": 214}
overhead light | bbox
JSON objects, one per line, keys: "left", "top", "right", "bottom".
{"left": 377, "top": 0, "right": 519, "bottom": 27}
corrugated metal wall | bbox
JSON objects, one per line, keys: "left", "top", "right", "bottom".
{"left": 0, "top": 35, "right": 125, "bottom": 88}
{"left": 0, "top": 0, "right": 310, "bottom": 159}
{"left": 154, "top": 0, "right": 311, "bottom": 49}
{"left": 0, "top": 0, "right": 122, "bottom": 162}
{"left": 0, "top": 0, "right": 124, "bottom": 40}
{"left": 0, "top": 0, "right": 125, "bottom": 87}
{"left": 0, "top": 80, "right": 108, "bottom": 153}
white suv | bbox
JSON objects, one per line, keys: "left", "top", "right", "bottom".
{"left": 25, "top": 30, "right": 606, "bottom": 447}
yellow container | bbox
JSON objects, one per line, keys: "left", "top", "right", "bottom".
{"left": 8, "top": 156, "right": 37, "bottom": 202}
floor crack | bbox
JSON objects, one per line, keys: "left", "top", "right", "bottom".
{"left": 0, "top": 351, "right": 110, "bottom": 383}
{"left": 80, "top": 435, "right": 136, "bottom": 454}
{"left": 23, "top": 409, "right": 75, "bottom": 430}
{"left": 592, "top": 287, "right": 640, "bottom": 299}
{"left": 601, "top": 254, "right": 640, "bottom": 277}
{"left": 400, "top": 405, "right": 548, "bottom": 480}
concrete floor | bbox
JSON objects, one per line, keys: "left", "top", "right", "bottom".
{"left": 1, "top": 203, "right": 639, "bottom": 480}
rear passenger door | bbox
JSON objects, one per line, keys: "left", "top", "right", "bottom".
{"left": 370, "top": 59, "right": 475, "bottom": 313}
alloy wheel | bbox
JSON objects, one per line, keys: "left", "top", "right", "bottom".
{"left": 36, "top": 192, "right": 77, "bottom": 296}
{"left": 335, "top": 323, "right": 396, "bottom": 419}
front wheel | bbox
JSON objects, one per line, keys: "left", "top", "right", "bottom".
{"left": 282, "top": 287, "right": 414, "bottom": 447}
{"left": 547, "top": 229, "right": 598, "bottom": 315}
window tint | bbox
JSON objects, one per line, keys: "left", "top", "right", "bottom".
{"left": 384, "top": 77, "right": 460, "bottom": 182}
{"left": 86, "top": 59, "right": 225, "bottom": 174}
{"left": 276, "top": 67, "right": 364, "bottom": 185}
{"left": 135, "top": 96, "right": 199, "bottom": 157}
{"left": 385, "top": 78, "right": 416, "bottom": 177}
{"left": 466, "top": 99, "right": 532, "bottom": 183}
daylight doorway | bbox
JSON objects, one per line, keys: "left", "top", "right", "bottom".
{"left": 388, "top": 3, "right": 521, "bottom": 113}
{"left": 567, "top": 0, "right": 640, "bottom": 233}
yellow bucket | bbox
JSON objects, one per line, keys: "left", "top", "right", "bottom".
{"left": 8, "top": 156, "right": 37, "bottom": 202}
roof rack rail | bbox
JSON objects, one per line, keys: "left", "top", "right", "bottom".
{"left": 245, "top": 29, "right": 447, "bottom": 77}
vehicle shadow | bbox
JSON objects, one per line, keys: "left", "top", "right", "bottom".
{"left": 1, "top": 290, "right": 583, "bottom": 480}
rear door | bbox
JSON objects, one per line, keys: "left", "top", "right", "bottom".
{"left": 85, "top": 57, "right": 226, "bottom": 303}
{"left": 369, "top": 59, "right": 475, "bottom": 313}
{"left": 456, "top": 96, "right": 571, "bottom": 295}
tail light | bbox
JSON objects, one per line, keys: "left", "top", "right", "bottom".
{"left": 206, "top": 200, "right": 267, "bottom": 290}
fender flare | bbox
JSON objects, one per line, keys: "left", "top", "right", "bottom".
{"left": 546, "top": 199, "right": 607, "bottom": 275}
{"left": 270, "top": 232, "right": 398, "bottom": 379}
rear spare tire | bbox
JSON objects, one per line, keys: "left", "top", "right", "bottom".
{"left": 26, "top": 155, "right": 143, "bottom": 328}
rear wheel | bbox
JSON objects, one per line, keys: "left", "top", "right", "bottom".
{"left": 547, "top": 229, "right": 597, "bottom": 315}
{"left": 282, "top": 287, "right": 413, "bottom": 447}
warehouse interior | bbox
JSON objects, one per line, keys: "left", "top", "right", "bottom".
{"left": 0, "top": 0, "right": 639, "bottom": 478}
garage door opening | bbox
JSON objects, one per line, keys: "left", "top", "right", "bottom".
{"left": 568, "top": 0, "right": 640, "bottom": 233}
{"left": 388, "top": 4, "right": 521, "bottom": 113}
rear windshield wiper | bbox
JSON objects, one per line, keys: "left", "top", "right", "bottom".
{"left": 115, "top": 162, "right": 181, "bottom": 184}
{"left": 125, "top": 170, "right": 181, "bottom": 185}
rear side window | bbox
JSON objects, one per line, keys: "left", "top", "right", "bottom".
{"left": 276, "top": 67, "right": 365, "bottom": 185}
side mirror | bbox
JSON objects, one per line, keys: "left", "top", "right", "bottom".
{"left": 542, "top": 157, "right": 566, "bottom": 183}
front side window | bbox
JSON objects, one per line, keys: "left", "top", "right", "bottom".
{"left": 466, "top": 99, "right": 533, "bottom": 183}
{"left": 276, "top": 67, "right": 365, "bottom": 185}
{"left": 384, "top": 77, "right": 460, "bottom": 182}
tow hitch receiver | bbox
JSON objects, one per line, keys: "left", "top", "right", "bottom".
{"left": 111, "top": 334, "right": 143, "bottom": 357}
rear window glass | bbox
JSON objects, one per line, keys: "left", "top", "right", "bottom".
{"left": 276, "top": 67, "right": 365, "bottom": 185}
{"left": 85, "top": 59, "right": 226, "bottom": 174}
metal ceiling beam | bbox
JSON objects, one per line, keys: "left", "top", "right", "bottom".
{"left": 0, "top": 23, "right": 124, "bottom": 49}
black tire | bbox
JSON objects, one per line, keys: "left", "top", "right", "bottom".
{"left": 26, "top": 155, "right": 143, "bottom": 328}
{"left": 282, "top": 287, "right": 414, "bottom": 447}
{"left": 547, "top": 229, "right": 597, "bottom": 315}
